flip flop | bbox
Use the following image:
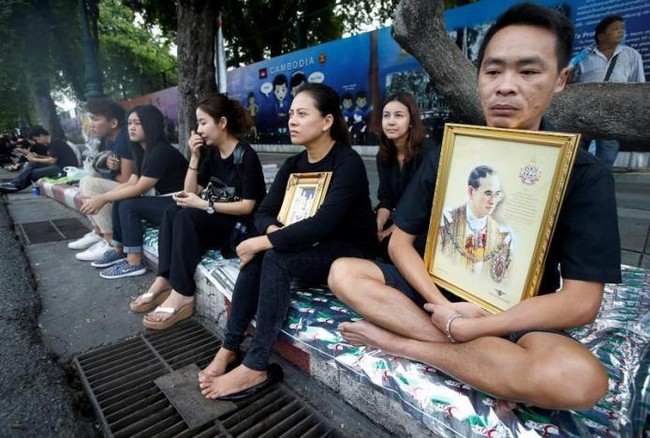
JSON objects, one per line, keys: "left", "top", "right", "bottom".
{"left": 216, "top": 363, "right": 284, "bottom": 401}
{"left": 142, "top": 302, "right": 194, "bottom": 330}
{"left": 129, "top": 289, "right": 172, "bottom": 313}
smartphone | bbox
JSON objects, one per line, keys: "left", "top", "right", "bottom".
{"left": 175, "top": 192, "right": 188, "bottom": 199}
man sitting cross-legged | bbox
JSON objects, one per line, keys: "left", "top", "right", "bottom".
{"left": 328, "top": 3, "right": 621, "bottom": 410}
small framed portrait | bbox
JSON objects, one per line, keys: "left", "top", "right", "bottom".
{"left": 424, "top": 124, "right": 580, "bottom": 313}
{"left": 278, "top": 172, "right": 333, "bottom": 226}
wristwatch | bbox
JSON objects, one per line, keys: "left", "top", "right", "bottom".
{"left": 206, "top": 199, "right": 215, "bottom": 214}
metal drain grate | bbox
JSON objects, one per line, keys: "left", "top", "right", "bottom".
{"left": 18, "top": 218, "right": 89, "bottom": 244}
{"left": 75, "top": 320, "right": 345, "bottom": 437}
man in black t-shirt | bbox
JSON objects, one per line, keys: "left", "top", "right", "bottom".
{"left": 0, "top": 126, "right": 78, "bottom": 192}
{"left": 329, "top": 3, "right": 621, "bottom": 410}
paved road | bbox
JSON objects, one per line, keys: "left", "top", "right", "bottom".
{"left": 0, "top": 198, "right": 94, "bottom": 436}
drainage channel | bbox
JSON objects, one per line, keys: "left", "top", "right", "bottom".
{"left": 18, "top": 217, "right": 88, "bottom": 244}
{"left": 75, "top": 320, "right": 345, "bottom": 437}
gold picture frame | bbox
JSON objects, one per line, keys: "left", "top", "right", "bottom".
{"left": 424, "top": 124, "right": 580, "bottom": 313}
{"left": 277, "top": 172, "right": 333, "bottom": 226}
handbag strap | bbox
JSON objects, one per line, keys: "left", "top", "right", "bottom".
{"left": 603, "top": 53, "right": 619, "bottom": 82}
{"left": 232, "top": 143, "right": 246, "bottom": 180}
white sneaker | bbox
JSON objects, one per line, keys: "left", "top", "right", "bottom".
{"left": 68, "top": 231, "right": 102, "bottom": 250}
{"left": 75, "top": 240, "right": 112, "bottom": 261}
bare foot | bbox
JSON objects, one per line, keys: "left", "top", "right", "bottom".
{"left": 143, "top": 290, "right": 194, "bottom": 323}
{"left": 198, "top": 348, "right": 239, "bottom": 384}
{"left": 131, "top": 277, "right": 171, "bottom": 306}
{"left": 199, "top": 364, "right": 267, "bottom": 399}
{"left": 338, "top": 320, "right": 406, "bottom": 355}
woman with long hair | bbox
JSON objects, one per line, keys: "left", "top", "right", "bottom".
{"left": 80, "top": 105, "right": 188, "bottom": 279}
{"left": 130, "top": 94, "right": 267, "bottom": 329}
{"left": 198, "top": 83, "right": 377, "bottom": 400}
{"left": 376, "top": 92, "right": 436, "bottom": 258}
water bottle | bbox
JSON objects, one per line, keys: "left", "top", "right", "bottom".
{"left": 32, "top": 185, "right": 40, "bottom": 196}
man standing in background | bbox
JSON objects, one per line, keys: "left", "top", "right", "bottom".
{"left": 573, "top": 14, "right": 645, "bottom": 169}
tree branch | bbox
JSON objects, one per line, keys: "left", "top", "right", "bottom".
{"left": 393, "top": 0, "right": 483, "bottom": 124}
{"left": 393, "top": 0, "right": 650, "bottom": 142}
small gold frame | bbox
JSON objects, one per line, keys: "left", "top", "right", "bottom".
{"left": 277, "top": 172, "right": 333, "bottom": 225}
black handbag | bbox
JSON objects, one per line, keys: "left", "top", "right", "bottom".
{"left": 202, "top": 176, "right": 240, "bottom": 203}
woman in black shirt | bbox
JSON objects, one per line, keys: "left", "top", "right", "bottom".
{"left": 131, "top": 94, "right": 266, "bottom": 329}
{"left": 198, "top": 83, "right": 376, "bottom": 400}
{"left": 376, "top": 92, "right": 436, "bottom": 258}
{"left": 81, "top": 105, "right": 188, "bottom": 279}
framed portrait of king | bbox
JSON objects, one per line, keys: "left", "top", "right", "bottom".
{"left": 277, "top": 172, "right": 332, "bottom": 226}
{"left": 424, "top": 124, "right": 580, "bottom": 313}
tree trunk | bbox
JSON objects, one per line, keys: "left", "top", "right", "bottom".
{"left": 393, "top": 0, "right": 650, "bottom": 142}
{"left": 32, "top": 79, "right": 64, "bottom": 139}
{"left": 392, "top": 0, "right": 483, "bottom": 125}
{"left": 35, "top": 0, "right": 86, "bottom": 101}
{"left": 176, "top": 0, "right": 220, "bottom": 155}
{"left": 547, "top": 83, "right": 650, "bottom": 141}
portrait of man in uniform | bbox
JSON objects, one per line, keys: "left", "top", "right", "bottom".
{"left": 439, "top": 165, "right": 512, "bottom": 283}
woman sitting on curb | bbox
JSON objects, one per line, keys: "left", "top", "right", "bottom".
{"left": 375, "top": 92, "right": 436, "bottom": 260}
{"left": 130, "top": 94, "right": 266, "bottom": 330}
{"left": 80, "top": 105, "right": 188, "bottom": 279}
{"left": 197, "top": 83, "right": 377, "bottom": 400}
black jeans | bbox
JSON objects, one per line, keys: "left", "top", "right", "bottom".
{"left": 222, "top": 241, "right": 364, "bottom": 371}
{"left": 157, "top": 204, "right": 236, "bottom": 296}
{"left": 112, "top": 196, "right": 175, "bottom": 253}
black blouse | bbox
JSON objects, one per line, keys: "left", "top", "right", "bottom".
{"left": 197, "top": 143, "right": 266, "bottom": 206}
{"left": 254, "top": 142, "right": 377, "bottom": 257}
{"left": 376, "top": 138, "right": 437, "bottom": 213}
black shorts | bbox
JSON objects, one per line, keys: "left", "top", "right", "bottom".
{"left": 375, "top": 261, "right": 574, "bottom": 343}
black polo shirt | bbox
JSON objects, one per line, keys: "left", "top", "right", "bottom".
{"left": 393, "top": 121, "right": 621, "bottom": 295}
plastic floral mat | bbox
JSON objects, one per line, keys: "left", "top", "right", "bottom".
{"left": 144, "top": 225, "right": 649, "bottom": 437}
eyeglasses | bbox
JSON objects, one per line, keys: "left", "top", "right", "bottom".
{"left": 480, "top": 189, "right": 503, "bottom": 201}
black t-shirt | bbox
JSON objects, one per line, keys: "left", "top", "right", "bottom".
{"left": 376, "top": 137, "right": 437, "bottom": 212}
{"left": 394, "top": 122, "right": 621, "bottom": 295}
{"left": 135, "top": 142, "right": 188, "bottom": 194}
{"left": 255, "top": 142, "right": 377, "bottom": 257}
{"left": 30, "top": 142, "right": 48, "bottom": 156}
{"left": 48, "top": 139, "right": 79, "bottom": 169}
{"left": 197, "top": 143, "right": 266, "bottom": 207}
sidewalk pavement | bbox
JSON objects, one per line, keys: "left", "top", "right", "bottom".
{"left": 0, "top": 159, "right": 647, "bottom": 434}
{"left": 612, "top": 170, "right": 650, "bottom": 269}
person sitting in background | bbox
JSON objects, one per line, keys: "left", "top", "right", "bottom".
{"left": 198, "top": 83, "right": 377, "bottom": 400}
{"left": 130, "top": 94, "right": 266, "bottom": 330}
{"left": 80, "top": 105, "right": 187, "bottom": 279}
{"left": 4, "top": 134, "right": 47, "bottom": 170}
{"left": 572, "top": 14, "right": 645, "bottom": 169}
{"left": 0, "top": 135, "right": 12, "bottom": 166}
{"left": 0, "top": 126, "right": 78, "bottom": 193}
{"left": 68, "top": 99, "right": 135, "bottom": 260}
{"left": 376, "top": 92, "right": 436, "bottom": 260}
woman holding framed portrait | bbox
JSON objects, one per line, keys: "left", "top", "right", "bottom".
{"left": 376, "top": 92, "right": 437, "bottom": 259}
{"left": 198, "top": 83, "right": 377, "bottom": 400}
